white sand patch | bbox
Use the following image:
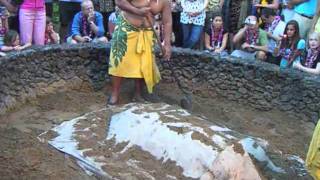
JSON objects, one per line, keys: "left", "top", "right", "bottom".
{"left": 41, "top": 103, "right": 290, "bottom": 179}
{"left": 164, "top": 122, "right": 209, "bottom": 137}
{"left": 164, "top": 114, "right": 181, "bottom": 120}
{"left": 210, "top": 125, "right": 231, "bottom": 132}
{"left": 211, "top": 134, "right": 227, "bottom": 148}
{"left": 48, "top": 113, "right": 110, "bottom": 177}
{"left": 107, "top": 106, "right": 218, "bottom": 178}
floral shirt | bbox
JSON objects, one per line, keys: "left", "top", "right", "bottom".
{"left": 180, "top": 0, "right": 206, "bottom": 26}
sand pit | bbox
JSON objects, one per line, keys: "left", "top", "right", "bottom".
{"left": 38, "top": 102, "right": 308, "bottom": 179}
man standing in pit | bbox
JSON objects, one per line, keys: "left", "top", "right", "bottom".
{"left": 107, "top": 0, "right": 172, "bottom": 104}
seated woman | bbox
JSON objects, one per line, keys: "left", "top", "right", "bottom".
{"left": 1, "top": 30, "right": 31, "bottom": 52}
{"left": 204, "top": 12, "right": 228, "bottom": 57}
{"left": 274, "top": 20, "right": 305, "bottom": 69}
{"left": 45, "top": 17, "right": 60, "bottom": 45}
{"left": 293, "top": 32, "right": 320, "bottom": 75}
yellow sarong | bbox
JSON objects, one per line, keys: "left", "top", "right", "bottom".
{"left": 306, "top": 119, "right": 320, "bottom": 180}
{"left": 108, "top": 15, "right": 161, "bottom": 93}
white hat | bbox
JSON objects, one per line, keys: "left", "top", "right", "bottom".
{"left": 244, "top": 17, "right": 257, "bottom": 25}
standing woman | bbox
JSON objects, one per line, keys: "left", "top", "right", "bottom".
{"left": 180, "top": 0, "right": 207, "bottom": 49}
{"left": 19, "top": 0, "right": 46, "bottom": 45}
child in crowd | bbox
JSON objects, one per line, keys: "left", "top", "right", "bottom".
{"left": 293, "top": 32, "right": 320, "bottom": 75}
{"left": 274, "top": 20, "right": 305, "bottom": 69}
{"left": 1, "top": 30, "right": 31, "bottom": 52}
{"left": 0, "top": 7, "right": 9, "bottom": 47}
{"left": 45, "top": 17, "right": 60, "bottom": 45}
{"left": 204, "top": 12, "right": 228, "bottom": 56}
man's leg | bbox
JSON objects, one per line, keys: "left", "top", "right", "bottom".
{"left": 133, "top": 78, "right": 144, "bottom": 101}
{"left": 97, "top": 36, "right": 108, "bottom": 43}
{"left": 109, "top": 76, "right": 122, "bottom": 104}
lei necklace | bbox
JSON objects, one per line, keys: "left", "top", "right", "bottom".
{"left": 304, "top": 46, "right": 320, "bottom": 68}
{"left": 81, "top": 13, "right": 94, "bottom": 38}
{"left": 0, "top": 17, "right": 7, "bottom": 36}
{"left": 245, "top": 29, "right": 259, "bottom": 45}
{"left": 265, "top": 16, "right": 281, "bottom": 34}
{"left": 211, "top": 25, "right": 224, "bottom": 48}
{"left": 279, "top": 39, "right": 295, "bottom": 60}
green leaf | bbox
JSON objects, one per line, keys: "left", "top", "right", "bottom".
{"left": 111, "top": 16, "right": 139, "bottom": 68}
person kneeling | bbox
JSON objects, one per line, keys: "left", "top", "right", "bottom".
{"left": 231, "top": 15, "right": 269, "bottom": 61}
{"left": 1, "top": 30, "right": 31, "bottom": 52}
{"left": 293, "top": 32, "right": 320, "bottom": 75}
{"left": 67, "top": 0, "right": 108, "bottom": 44}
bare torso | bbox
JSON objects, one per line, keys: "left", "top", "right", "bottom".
{"left": 123, "top": 0, "right": 164, "bottom": 28}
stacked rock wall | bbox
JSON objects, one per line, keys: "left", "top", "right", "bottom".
{"left": 0, "top": 44, "right": 319, "bottom": 122}
{"left": 0, "top": 43, "right": 109, "bottom": 114}
{"left": 160, "top": 48, "right": 320, "bottom": 122}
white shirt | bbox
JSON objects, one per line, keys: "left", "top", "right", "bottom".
{"left": 180, "top": 0, "right": 206, "bottom": 26}
{"left": 268, "top": 20, "right": 286, "bottom": 53}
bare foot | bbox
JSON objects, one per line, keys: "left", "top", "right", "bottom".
{"left": 107, "top": 94, "right": 119, "bottom": 105}
{"left": 132, "top": 94, "right": 145, "bottom": 102}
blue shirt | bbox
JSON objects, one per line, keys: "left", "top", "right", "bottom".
{"left": 294, "top": 0, "right": 317, "bottom": 17}
{"left": 70, "top": 11, "right": 105, "bottom": 38}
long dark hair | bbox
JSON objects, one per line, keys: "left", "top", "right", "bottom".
{"left": 280, "top": 20, "right": 300, "bottom": 50}
{"left": 4, "top": 30, "right": 18, "bottom": 46}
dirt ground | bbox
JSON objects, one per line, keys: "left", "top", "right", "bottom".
{"left": 0, "top": 81, "right": 315, "bottom": 179}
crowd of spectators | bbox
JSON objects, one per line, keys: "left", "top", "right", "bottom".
{"left": 0, "top": 0, "right": 319, "bottom": 74}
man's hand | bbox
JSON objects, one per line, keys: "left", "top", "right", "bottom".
{"left": 241, "top": 42, "right": 251, "bottom": 49}
{"left": 242, "top": 42, "right": 255, "bottom": 52}
{"left": 87, "top": 12, "right": 95, "bottom": 23}
{"left": 136, "top": 7, "right": 151, "bottom": 16}
{"left": 83, "top": 36, "right": 92, "bottom": 42}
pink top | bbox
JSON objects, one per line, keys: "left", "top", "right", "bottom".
{"left": 20, "top": 0, "right": 45, "bottom": 10}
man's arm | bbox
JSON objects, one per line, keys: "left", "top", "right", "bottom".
{"left": 233, "top": 27, "right": 246, "bottom": 44}
{"left": 71, "top": 14, "right": 86, "bottom": 42}
{"left": 90, "top": 13, "right": 105, "bottom": 37}
{"left": 115, "top": 0, "right": 150, "bottom": 16}
{"left": 252, "top": 44, "right": 268, "bottom": 52}
{"left": 161, "top": 0, "right": 172, "bottom": 60}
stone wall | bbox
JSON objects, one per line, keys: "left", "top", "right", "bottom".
{"left": 0, "top": 43, "right": 109, "bottom": 114}
{"left": 0, "top": 44, "right": 319, "bottom": 122}
{"left": 159, "top": 48, "right": 320, "bottom": 123}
